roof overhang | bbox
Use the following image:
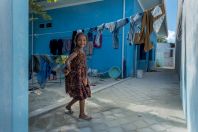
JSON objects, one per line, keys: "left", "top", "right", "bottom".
{"left": 138, "top": 0, "right": 168, "bottom": 37}
{"left": 38, "top": 0, "right": 103, "bottom": 10}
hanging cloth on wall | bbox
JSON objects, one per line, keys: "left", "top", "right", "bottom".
{"left": 105, "top": 22, "right": 116, "bottom": 32}
{"left": 94, "top": 24, "right": 105, "bottom": 48}
{"left": 132, "top": 10, "right": 154, "bottom": 51}
{"left": 105, "top": 18, "right": 129, "bottom": 49}
{"left": 63, "top": 39, "right": 72, "bottom": 54}
{"left": 153, "top": 14, "right": 165, "bottom": 33}
{"left": 128, "top": 12, "right": 144, "bottom": 45}
{"left": 94, "top": 34, "right": 102, "bottom": 48}
{"left": 152, "top": 4, "right": 166, "bottom": 33}
{"left": 49, "top": 39, "right": 58, "bottom": 55}
{"left": 84, "top": 41, "right": 94, "bottom": 56}
{"left": 57, "top": 39, "right": 63, "bottom": 55}
{"left": 112, "top": 18, "right": 129, "bottom": 49}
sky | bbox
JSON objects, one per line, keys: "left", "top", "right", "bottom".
{"left": 166, "top": 0, "right": 178, "bottom": 43}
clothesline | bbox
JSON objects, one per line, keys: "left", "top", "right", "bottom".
{"left": 29, "top": 3, "right": 163, "bottom": 37}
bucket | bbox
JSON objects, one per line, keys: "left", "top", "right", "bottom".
{"left": 137, "top": 69, "right": 143, "bottom": 78}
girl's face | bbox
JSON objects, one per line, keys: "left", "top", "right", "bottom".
{"left": 76, "top": 35, "right": 87, "bottom": 48}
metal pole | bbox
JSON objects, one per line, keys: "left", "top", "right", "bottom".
{"left": 121, "top": 0, "right": 126, "bottom": 78}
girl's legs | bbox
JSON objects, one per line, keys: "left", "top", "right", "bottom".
{"left": 79, "top": 99, "right": 85, "bottom": 115}
{"left": 66, "top": 98, "right": 78, "bottom": 113}
{"left": 79, "top": 99, "right": 92, "bottom": 120}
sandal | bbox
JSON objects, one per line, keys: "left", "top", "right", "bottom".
{"left": 79, "top": 114, "right": 92, "bottom": 121}
{"left": 65, "top": 105, "right": 74, "bottom": 114}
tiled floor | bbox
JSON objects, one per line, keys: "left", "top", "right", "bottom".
{"left": 29, "top": 70, "right": 187, "bottom": 132}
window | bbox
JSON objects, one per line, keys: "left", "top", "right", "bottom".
{"left": 39, "top": 24, "right": 45, "bottom": 28}
{"left": 46, "top": 23, "right": 52, "bottom": 28}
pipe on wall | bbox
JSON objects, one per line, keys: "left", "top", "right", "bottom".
{"left": 121, "top": 0, "right": 126, "bottom": 78}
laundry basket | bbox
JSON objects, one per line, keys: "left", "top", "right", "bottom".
{"left": 108, "top": 66, "right": 121, "bottom": 79}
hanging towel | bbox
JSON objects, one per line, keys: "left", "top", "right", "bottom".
{"left": 84, "top": 41, "right": 94, "bottom": 56}
{"left": 112, "top": 18, "right": 129, "bottom": 49}
{"left": 66, "top": 39, "right": 72, "bottom": 52}
{"left": 151, "top": 5, "right": 162, "bottom": 18}
{"left": 105, "top": 22, "right": 116, "bottom": 32}
{"left": 57, "top": 39, "right": 63, "bottom": 55}
{"left": 87, "top": 31, "right": 94, "bottom": 42}
{"left": 133, "top": 11, "right": 154, "bottom": 52}
{"left": 94, "top": 34, "right": 102, "bottom": 48}
{"left": 128, "top": 12, "right": 144, "bottom": 45}
{"left": 94, "top": 24, "right": 105, "bottom": 48}
{"left": 153, "top": 15, "right": 165, "bottom": 33}
{"left": 62, "top": 39, "right": 71, "bottom": 54}
{"left": 49, "top": 39, "right": 58, "bottom": 55}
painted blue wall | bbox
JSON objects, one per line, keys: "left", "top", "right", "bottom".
{"left": 125, "top": 0, "right": 143, "bottom": 76}
{"left": 31, "top": 0, "right": 144, "bottom": 77}
{"left": 0, "top": 0, "right": 28, "bottom": 131}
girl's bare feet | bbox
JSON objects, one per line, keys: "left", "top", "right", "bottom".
{"left": 65, "top": 105, "right": 74, "bottom": 114}
{"left": 79, "top": 114, "right": 92, "bottom": 120}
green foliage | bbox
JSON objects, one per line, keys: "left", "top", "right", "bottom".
{"left": 29, "top": 0, "right": 58, "bottom": 21}
{"left": 157, "top": 36, "right": 167, "bottom": 43}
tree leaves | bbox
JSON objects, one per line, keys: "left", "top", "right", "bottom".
{"left": 29, "top": 0, "right": 58, "bottom": 21}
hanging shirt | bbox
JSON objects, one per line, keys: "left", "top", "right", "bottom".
{"left": 105, "top": 22, "right": 116, "bottom": 32}
{"left": 153, "top": 14, "right": 165, "bottom": 33}
{"left": 128, "top": 12, "right": 144, "bottom": 45}
{"left": 112, "top": 18, "right": 129, "bottom": 49}
{"left": 151, "top": 5, "right": 163, "bottom": 18}
{"left": 94, "top": 24, "right": 105, "bottom": 48}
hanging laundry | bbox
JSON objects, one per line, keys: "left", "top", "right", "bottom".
{"left": 112, "top": 18, "right": 129, "bottom": 49}
{"left": 49, "top": 39, "right": 58, "bottom": 55}
{"left": 87, "top": 29, "right": 94, "bottom": 42}
{"left": 151, "top": 5, "right": 162, "bottom": 18}
{"left": 57, "top": 39, "right": 63, "bottom": 55}
{"left": 84, "top": 41, "right": 94, "bottom": 56}
{"left": 94, "top": 34, "right": 102, "bottom": 48}
{"left": 94, "top": 24, "right": 105, "bottom": 48}
{"left": 128, "top": 12, "right": 144, "bottom": 44}
{"left": 66, "top": 39, "right": 72, "bottom": 52}
{"left": 142, "top": 10, "right": 154, "bottom": 52}
{"left": 133, "top": 11, "right": 154, "bottom": 52}
{"left": 105, "top": 22, "right": 116, "bottom": 32}
{"left": 63, "top": 39, "right": 72, "bottom": 54}
{"left": 86, "top": 28, "right": 94, "bottom": 55}
{"left": 153, "top": 15, "right": 165, "bottom": 33}
{"left": 36, "top": 55, "right": 52, "bottom": 88}
{"left": 152, "top": 4, "right": 166, "bottom": 33}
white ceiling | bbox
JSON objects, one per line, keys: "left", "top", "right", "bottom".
{"left": 39, "top": 0, "right": 103, "bottom": 10}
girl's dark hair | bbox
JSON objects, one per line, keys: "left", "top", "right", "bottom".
{"left": 70, "top": 32, "right": 87, "bottom": 54}
{"left": 70, "top": 31, "right": 77, "bottom": 54}
{"left": 74, "top": 32, "right": 87, "bottom": 45}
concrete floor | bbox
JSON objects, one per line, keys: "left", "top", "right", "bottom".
{"left": 29, "top": 69, "right": 187, "bottom": 132}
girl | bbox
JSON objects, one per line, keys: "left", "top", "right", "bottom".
{"left": 64, "top": 32, "right": 92, "bottom": 120}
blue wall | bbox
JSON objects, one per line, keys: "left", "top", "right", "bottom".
{"left": 31, "top": 0, "right": 144, "bottom": 76}
{"left": 0, "top": 0, "right": 28, "bottom": 131}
